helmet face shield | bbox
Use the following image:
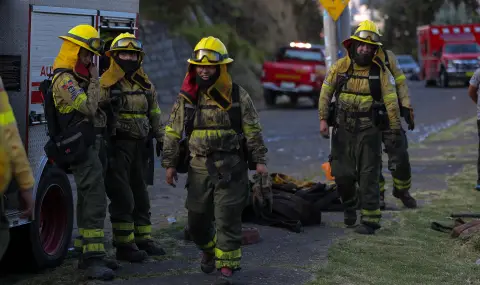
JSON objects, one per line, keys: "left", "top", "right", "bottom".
{"left": 65, "top": 32, "right": 105, "bottom": 54}
{"left": 354, "top": 30, "right": 381, "bottom": 44}
{"left": 190, "top": 49, "right": 227, "bottom": 64}
{"left": 112, "top": 38, "right": 143, "bottom": 51}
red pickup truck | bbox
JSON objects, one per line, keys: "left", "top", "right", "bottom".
{"left": 260, "top": 42, "right": 326, "bottom": 107}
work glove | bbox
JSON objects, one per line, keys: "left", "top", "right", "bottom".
{"left": 402, "top": 107, "right": 415, "bottom": 131}
{"left": 251, "top": 173, "right": 273, "bottom": 217}
{"left": 156, "top": 139, "right": 163, "bottom": 157}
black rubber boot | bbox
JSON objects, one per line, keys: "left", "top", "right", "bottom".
{"left": 116, "top": 244, "right": 148, "bottom": 263}
{"left": 78, "top": 254, "right": 121, "bottom": 270}
{"left": 137, "top": 241, "right": 166, "bottom": 256}
{"left": 392, "top": 188, "right": 417, "bottom": 209}
{"left": 214, "top": 267, "right": 234, "bottom": 285}
{"left": 344, "top": 210, "right": 357, "bottom": 227}
{"left": 201, "top": 251, "right": 215, "bottom": 274}
{"left": 354, "top": 222, "right": 380, "bottom": 235}
{"left": 83, "top": 258, "right": 115, "bottom": 281}
{"left": 379, "top": 191, "right": 386, "bottom": 210}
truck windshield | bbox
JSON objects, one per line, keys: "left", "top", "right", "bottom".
{"left": 281, "top": 48, "right": 324, "bottom": 61}
{"left": 444, "top": 43, "right": 480, "bottom": 54}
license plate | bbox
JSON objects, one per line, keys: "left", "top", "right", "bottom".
{"left": 466, "top": 71, "right": 475, "bottom": 77}
{"left": 280, "top": 82, "right": 295, "bottom": 89}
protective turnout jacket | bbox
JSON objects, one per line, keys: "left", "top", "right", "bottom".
{"left": 0, "top": 77, "right": 35, "bottom": 194}
{"left": 162, "top": 65, "right": 267, "bottom": 169}
{"left": 318, "top": 55, "right": 402, "bottom": 131}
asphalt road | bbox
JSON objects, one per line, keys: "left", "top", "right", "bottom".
{"left": 2, "top": 80, "right": 477, "bottom": 285}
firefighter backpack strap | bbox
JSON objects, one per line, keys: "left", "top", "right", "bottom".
{"left": 368, "top": 62, "right": 382, "bottom": 102}
{"left": 227, "top": 83, "right": 242, "bottom": 134}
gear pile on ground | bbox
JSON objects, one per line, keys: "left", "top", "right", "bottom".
{"left": 242, "top": 173, "right": 343, "bottom": 233}
{"left": 431, "top": 213, "right": 480, "bottom": 240}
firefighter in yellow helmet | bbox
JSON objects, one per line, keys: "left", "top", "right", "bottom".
{"left": 374, "top": 32, "right": 417, "bottom": 210}
{"left": 100, "top": 33, "right": 164, "bottom": 262}
{"left": 0, "top": 78, "right": 34, "bottom": 260}
{"left": 318, "top": 20, "right": 402, "bottom": 234}
{"left": 162, "top": 36, "right": 268, "bottom": 284}
{"left": 49, "top": 24, "right": 116, "bottom": 280}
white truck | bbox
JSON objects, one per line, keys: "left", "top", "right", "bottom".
{"left": 0, "top": 0, "right": 140, "bottom": 270}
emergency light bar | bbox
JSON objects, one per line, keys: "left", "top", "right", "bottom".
{"left": 290, "top": 42, "right": 312, "bottom": 49}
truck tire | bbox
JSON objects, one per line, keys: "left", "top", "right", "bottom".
{"left": 3, "top": 166, "right": 74, "bottom": 272}
{"left": 264, "top": 89, "right": 276, "bottom": 106}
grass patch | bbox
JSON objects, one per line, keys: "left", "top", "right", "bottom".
{"left": 309, "top": 164, "right": 480, "bottom": 285}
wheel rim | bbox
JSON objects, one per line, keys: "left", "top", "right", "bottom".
{"left": 39, "top": 184, "right": 68, "bottom": 256}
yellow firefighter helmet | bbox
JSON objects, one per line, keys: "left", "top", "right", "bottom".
{"left": 59, "top": 24, "right": 104, "bottom": 55}
{"left": 105, "top": 33, "right": 144, "bottom": 57}
{"left": 187, "top": 36, "right": 234, "bottom": 66}
{"left": 350, "top": 20, "right": 383, "bottom": 46}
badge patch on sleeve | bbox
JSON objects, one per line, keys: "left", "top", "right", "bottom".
{"left": 62, "top": 78, "right": 84, "bottom": 101}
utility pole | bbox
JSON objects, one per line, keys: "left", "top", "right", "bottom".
{"left": 319, "top": 0, "right": 351, "bottom": 151}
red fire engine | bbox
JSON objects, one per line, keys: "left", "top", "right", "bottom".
{"left": 417, "top": 23, "right": 480, "bottom": 87}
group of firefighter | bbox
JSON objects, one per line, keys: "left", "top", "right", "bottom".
{"left": 0, "top": 19, "right": 418, "bottom": 284}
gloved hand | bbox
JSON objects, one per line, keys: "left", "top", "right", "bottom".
{"left": 252, "top": 173, "right": 273, "bottom": 217}
{"left": 402, "top": 107, "right": 415, "bottom": 131}
{"left": 156, "top": 139, "right": 163, "bottom": 157}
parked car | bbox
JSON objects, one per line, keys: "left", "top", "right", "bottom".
{"left": 396, "top": 54, "right": 421, "bottom": 80}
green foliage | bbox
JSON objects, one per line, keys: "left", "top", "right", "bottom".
{"left": 173, "top": 23, "right": 265, "bottom": 64}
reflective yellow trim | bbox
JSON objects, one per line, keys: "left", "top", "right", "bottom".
{"left": 82, "top": 229, "right": 105, "bottom": 239}
{"left": 114, "top": 232, "right": 135, "bottom": 243}
{"left": 321, "top": 83, "right": 334, "bottom": 91}
{"left": 72, "top": 93, "right": 87, "bottom": 110}
{"left": 79, "top": 228, "right": 85, "bottom": 235}
{"left": 393, "top": 177, "right": 411, "bottom": 190}
{"left": 112, "top": 222, "right": 134, "bottom": 230}
{"left": 74, "top": 238, "right": 83, "bottom": 248}
{"left": 199, "top": 234, "right": 217, "bottom": 251}
{"left": 134, "top": 225, "right": 152, "bottom": 234}
{"left": 379, "top": 180, "right": 385, "bottom": 192}
{"left": 165, "top": 125, "right": 181, "bottom": 139}
{"left": 190, "top": 129, "right": 236, "bottom": 139}
{"left": 150, "top": 107, "right": 161, "bottom": 115}
{"left": 0, "top": 109, "right": 16, "bottom": 126}
{"left": 395, "top": 74, "right": 406, "bottom": 83}
{"left": 214, "top": 247, "right": 241, "bottom": 269}
{"left": 83, "top": 243, "right": 105, "bottom": 253}
{"left": 119, "top": 114, "right": 147, "bottom": 119}
{"left": 243, "top": 124, "right": 262, "bottom": 135}
{"left": 57, "top": 93, "right": 87, "bottom": 114}
{"left": 383, "top": 92, "right": 397, "bottom": 101}
{"left": 360, "top": 209, "right": 381, "bottom": 223}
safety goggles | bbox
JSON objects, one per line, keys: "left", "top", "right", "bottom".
{"left": 354, "top": 30, "right": 381, "bottom": 43}
{"left": 190, "top": 49, "right": 228, "bottom": 63}
{"left": 112, "top": 38, "right": 143, "bottom": 51}
{"left": 66, "top": 33, "right": 105, "bottom": 54}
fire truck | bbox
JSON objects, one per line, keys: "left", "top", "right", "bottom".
{"left": 417, "top": 23, "right": 480, "bottom": 87}
{"left": 0, "top": 0, "right": 139, "bottom": 270}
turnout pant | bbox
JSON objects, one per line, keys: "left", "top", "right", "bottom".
{"left": 71, "top": 135, "right": 108, "bottom": 260}
{"left": 330, "top": 126, "right": 382, "bottom": 228}
{"left": 105, "top": 138, "right": 152, "bottom": 246}
{"left": 0, "top": 196, "right": 9, "bottom": 261}
{"left": 186, "top": 152, "right": 249, "bottom": 270}
{"left": 379, "top": 128, "right": 412, "bottom": 193}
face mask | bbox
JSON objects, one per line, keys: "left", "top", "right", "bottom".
{"left": 115, "top": 57, "right": 140, "bottom": 74}
{"left": 353, "top": 43, "right": 376, "bottom": 66}
{"left": 196, "top": 67, "right": 220, "bottom": 90}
